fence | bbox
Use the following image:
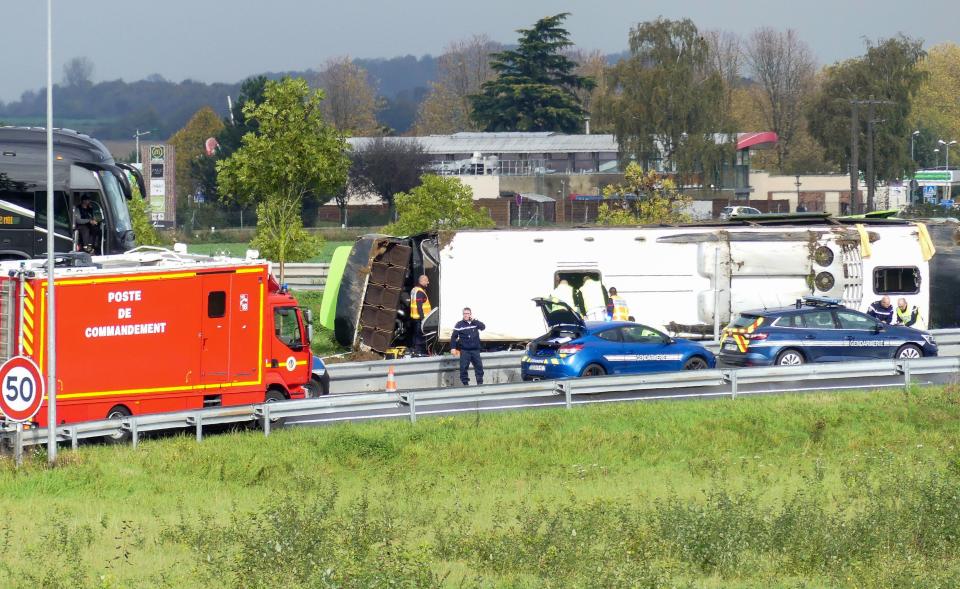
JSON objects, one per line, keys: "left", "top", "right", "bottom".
{"left": 283, "top": 263, "right": 329, "bottom": 291}
{"left": 4, "top": 355, "right": 958, "bottom": 455}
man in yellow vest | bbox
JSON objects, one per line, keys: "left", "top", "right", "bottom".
{"left": 550, "top": 280, "right": 576, "bottom": 308}
{"left": 607, "top": 287, "right": 630, "bottom": 321}
{"left": 410, "top": 274, "right": 432, "bottom": 356}
{"left": 580, "top": 277, "right": 607, "bottom": 321}
{"left": 895, "top": 297, "right": 922, "bottom": 328}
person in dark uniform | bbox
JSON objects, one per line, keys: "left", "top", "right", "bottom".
{"left": 450, "top": 307, "right": 485, "bottom": 385}
{"left": 75, "top": 195, "right": 102, "bottom": 254}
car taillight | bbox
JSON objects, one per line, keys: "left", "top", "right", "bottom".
{"left": 558, "top": 344, "right": 584, "bottom": 354}
{"left": 746, "top": 333, "right": 768, "bottom": 340}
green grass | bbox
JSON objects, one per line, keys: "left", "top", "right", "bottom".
{"left": 187, "top": 240, "right": 352, "bottom": 263}
{"left": 2, "top": 386, "right": 960, "bottom": 587}
{"left": 294, "top": 289, "right": 346, "bottom": 356}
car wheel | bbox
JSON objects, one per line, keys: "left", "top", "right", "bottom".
{"left": 776, "top": 349, "right": 805, "bottom": 366}
{"left": 896, "top": 344, "right": 923, "bottom": 359}
{"left": 580, "top": 364, "right": 606, "bottom": 377}
{"left": 683, "top": 356, "right": 708, "bottom": 370}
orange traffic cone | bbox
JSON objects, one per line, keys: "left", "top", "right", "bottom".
{"left": 385, "top": 366, "right": 398, "bottom": 393}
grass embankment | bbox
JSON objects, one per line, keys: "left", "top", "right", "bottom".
{"left": 2, "top": 387, "right": 960, "bottom": 588}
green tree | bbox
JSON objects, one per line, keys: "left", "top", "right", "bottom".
{"left": 807, "top": 36, "right": 926, "bottom": 182}
{"left": 911, "top": 43, "right": 960, "bottom": 150}
{"left": 217, "top": 77, "right": 349, "bottom": 280}
{"left": 469, "top": 13, "right": 594, "bottom": 133}
{"left": 599, "top": 18, "right": 730, "bottom": 176}
{"left": 597, "top": 163, "right": 692, "bottom": 225}
{"left": 169, "top": 106, "right": 225, "bottom": 226}
{"left": 385, "top": 175, "right": 494, "bottom": 235}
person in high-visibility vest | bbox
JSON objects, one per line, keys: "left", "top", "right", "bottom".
{"left": 895, "top": 297, "right": 922, "bottom": 327}
{"left": 409, "top": 274, "right": 432, "bottom": 356}
{"left": 551, "top": 280, "right": 576, "bottom": 309}
{"left": 580, "top": 277, "right": 607, "bottom": 321}
{"left": 606, "top": 287, "right": 630, "bottom": 321}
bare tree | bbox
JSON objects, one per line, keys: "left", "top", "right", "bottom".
{"left": 745, "top": 28, "right": 816, "bottom": 172}
{"left": 62, "top": 56, "right": 94, "bottom": 88}
{"left": 565, "top": 48, "right": 608, "bottom": 130}
{"left": 414, "top": 35, "right": 501, "bottom": 134}
{"left": 704, "top": 30, "right": 743, "bottom": 121}
{"left": 351, "top": 137, "right": 430, "bottom": 218}
{"left": 315, "top": 56, "right": 380, "bottom": 135}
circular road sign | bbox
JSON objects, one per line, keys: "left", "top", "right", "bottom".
{"left": 0, "top": 356, "right": 44, "bottom": 423}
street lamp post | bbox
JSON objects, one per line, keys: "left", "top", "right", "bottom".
{"left": 938, "top": 139, "right": 957, "bottom": 170}
{"left": 934, "top": 148, "right": 940, "bottom": 169}
{"left": 134, "top": 129, "right": 151, "bottom": 164}
{"left": 911, "top": 130, "right": 920, "bottom": 162}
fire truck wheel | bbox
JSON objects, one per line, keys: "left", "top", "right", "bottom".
{"left": 262, "top": 388, "right": 288, "bottom": 428}
{"left": 104, "top": 405, "right": 132, "bottom": 444}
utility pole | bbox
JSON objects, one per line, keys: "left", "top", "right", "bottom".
{"left": 849, "top": 98, "right": 895, "bottom": 213}
{"left": 849, "top": 101, "right": 859, "bottom": 214}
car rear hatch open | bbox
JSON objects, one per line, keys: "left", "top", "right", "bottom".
{"left": 529, "top": 298, "right": 585, "bottom": 356}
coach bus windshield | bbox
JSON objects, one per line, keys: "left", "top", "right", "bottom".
{"left": 98, "top": 170, "right": 131, "bottom": 232}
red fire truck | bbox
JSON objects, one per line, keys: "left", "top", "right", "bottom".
{"left": 0, "top": 251, "right": 314, "bottom": 428}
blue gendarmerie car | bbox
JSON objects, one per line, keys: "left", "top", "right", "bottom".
{"left": 521, "top": 298, "right": 716, "bottom": 380}
{"left": 718, "top": 296, "right": 939, "bottom": 367}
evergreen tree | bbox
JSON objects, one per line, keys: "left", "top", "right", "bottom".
{"left": 469, "top": 13, "right": 594, "bottom": 133}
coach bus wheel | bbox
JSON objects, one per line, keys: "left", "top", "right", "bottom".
{"left": 896, "top": 344, "right": 923, "bottom": 359}
{"left": 776, "top": 349, "right": 805, "bottom": 366}
{"left": 104, "top": 405, "right": 132, "bottom": 444}
{"left": 580, "top": 364, "right": 606, "bottom": 377}
{"left": 683, "top": 357, "right": 708, "bottom": 370}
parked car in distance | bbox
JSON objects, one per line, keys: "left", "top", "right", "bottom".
{"left": 718, "top": 296, "right": 938, "bottom": 367}
{"left": 719, "top": 206, "right": 763, "bottom": 220}
{"left": 521, "top": 298, "right": 716, "bottom": 380}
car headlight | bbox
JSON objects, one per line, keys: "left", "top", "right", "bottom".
{"left": 922, "top": 333, "right": 936, "bottom": 346}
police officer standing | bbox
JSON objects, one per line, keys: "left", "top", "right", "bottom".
{"left": 867, "top": 295, "right": 895, "bottom": 324}
{"left": 451, "top": 307, "right": 485, "bottom": 385}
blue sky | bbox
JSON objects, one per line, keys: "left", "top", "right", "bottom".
{"left": 3, "top": 0, "right": 957, "bottom": 102}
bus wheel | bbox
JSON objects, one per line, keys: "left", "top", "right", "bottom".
{"left": 104, "top": 405, "right": 132, "bottom": 444}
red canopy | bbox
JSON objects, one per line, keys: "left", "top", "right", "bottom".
{"left": 736, "top": 132, "right": 778, "bottom": 151}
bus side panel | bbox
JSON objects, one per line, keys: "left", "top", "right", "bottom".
{"left": 45, "top": 274, "right": 204, "bottom": 424}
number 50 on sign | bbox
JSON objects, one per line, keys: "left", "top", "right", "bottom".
{"left": 0, "top": 356, "right": 45, "bottom": 423}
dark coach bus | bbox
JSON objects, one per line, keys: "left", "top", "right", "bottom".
{"left": 0, "top": 127, "right": 146, "bottom": 259}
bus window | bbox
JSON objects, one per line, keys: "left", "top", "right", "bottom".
{"left": 34, "top": 191, "right": 71, "bottom": 233}
{"left": 0, "top": 191, "right": 35, "bottom": 228}
{"left": 873, "top": 266, "right": 920, "bottom": 295}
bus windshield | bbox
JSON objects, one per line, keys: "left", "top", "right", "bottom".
{"left": 99, "top": 171, "right": 131, "bottom": 232}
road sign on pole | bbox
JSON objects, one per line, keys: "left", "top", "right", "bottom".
{"left": 0, "top": 355, "right": 45, "bottom": 423}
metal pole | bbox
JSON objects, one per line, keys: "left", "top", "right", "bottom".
{"left": 849, "top": 101, "right": 859, "bottom": 214}
{"left": 46, "top": 0, "right": 58, "bottom": 465}
{"left": 15, "top": 423, "right": 23, "bottom": 467}
{"left": 713, "top": 249, "right": 721, "bottom": 341}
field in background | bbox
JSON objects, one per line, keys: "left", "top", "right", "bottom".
{"left": 2, "top": 386, "right": 959, "bottom": 587}
{"left": 187, "top": 240, "right": 352, "bottom": 263}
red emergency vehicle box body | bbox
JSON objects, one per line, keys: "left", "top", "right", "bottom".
{"left": 7, "top": 261, "right": 311, "bottom": 427}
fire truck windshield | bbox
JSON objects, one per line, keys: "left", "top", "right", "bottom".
{"left": 98, "top": 170, "right": 131, "bottom": 232}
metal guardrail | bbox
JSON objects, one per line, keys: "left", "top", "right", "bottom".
{"left": 327, "top": 328, "right": 960, "bottom": 394}
{"left": 4, "top": 356, "right": 958, "bottom": 453}
{"left": 282, "top": 263, "right": 329, "bottom": 291}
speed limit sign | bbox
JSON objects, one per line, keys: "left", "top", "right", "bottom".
{"left": 0, "top": 356, "right": 44, "bottom": 423}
